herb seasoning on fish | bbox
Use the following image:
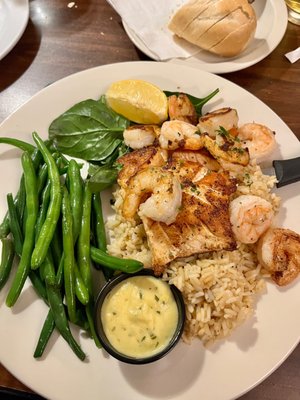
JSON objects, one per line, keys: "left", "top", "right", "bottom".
{"left": 101, "top": 275, "right": 179, "bottom": 358}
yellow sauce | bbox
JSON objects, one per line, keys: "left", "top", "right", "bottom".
{"left": 101, "top": 275, "right": 179, "bottom": 358}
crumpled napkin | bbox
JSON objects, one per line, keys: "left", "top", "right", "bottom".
{"left": 285, "top": 47, "right": 300, "bottom": 63}
{"left": 106, "top": 0, "right": 200, "bottom": 60}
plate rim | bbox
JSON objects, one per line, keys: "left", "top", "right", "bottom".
{"left": 0, "top": 61, "right": 299, "bottom": 400}
{"left": 0, "top": 0, "right": 30, "bottom": 60}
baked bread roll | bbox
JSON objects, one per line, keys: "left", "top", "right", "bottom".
{"left": 168, "top": 0, "right": 257, "bottom": 57}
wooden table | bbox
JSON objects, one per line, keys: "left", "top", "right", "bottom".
{"left": 0, "top": 1, "right": 299, "bottom": 399}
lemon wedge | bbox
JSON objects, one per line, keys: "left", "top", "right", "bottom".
{"left": 105, "top": 79, "right": 168, "bottom": 124}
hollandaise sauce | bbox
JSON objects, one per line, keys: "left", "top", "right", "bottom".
{"left": 101, "top": 275, "right": 179, "bottom": 358}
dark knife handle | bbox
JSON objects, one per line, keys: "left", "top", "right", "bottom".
{"left": 273, "top": 156, "right": 300, "bottom": 188}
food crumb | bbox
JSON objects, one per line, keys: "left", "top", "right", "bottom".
{"left": 67, "top": 2, "right": 75, "bottom": 8}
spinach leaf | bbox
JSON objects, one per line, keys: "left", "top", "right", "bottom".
{"left": 164, "top": 88, "right": 219, "bottom": 116}
{"left": 48, "top": 96, "right": 130, "bottom": 162}
{"left": 87, "top": 142, "right": 129, "bottom": 192}
{"left": 87, "top": 163, "right": 122, "bottom": 193}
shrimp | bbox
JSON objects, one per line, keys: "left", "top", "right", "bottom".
{"left": 117, "top": 146, "right": 168, "bottom": 189}
{"left": 197, "top": 108, "right": 238, "bottom": 137}
{"left": 159, "top": 120, "right": 203, "bottom": 151}
{"left": 122, "top": 166, "right": 182, "bottom": 225}
{"left": 168, "top": 93, "right": 198, "bottom": 125}
{"left": 171, "top": 149, "right": 221, "bottom": 171}
{"left": 257, "top": 228, "right": 300, "bottom": 286}
{"left": 238, "top": 123, "right": 277, "bottom": 163}
{"left": 123, "top": 125, "right": 160, "bottom": 149}
{"left": 229, "top": 195, "right": 274, "bottom": 244}
{"left": 203, "top": 134, "right": 249, "bottom": 166}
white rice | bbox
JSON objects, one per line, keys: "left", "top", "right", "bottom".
{"left": 106, "top": 162, "right": 280, "bottom": 345}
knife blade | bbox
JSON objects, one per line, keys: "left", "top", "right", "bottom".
{"left": 263, "top": 156, "right": 300, "bottom": 188}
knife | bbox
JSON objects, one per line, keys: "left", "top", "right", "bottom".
{"left": 265, "top": 156, "right": 300, "bottom": 188}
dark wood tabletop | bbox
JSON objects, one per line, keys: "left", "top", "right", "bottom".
{"left": 0, "top": 1, "right": 300, "bottom": 399}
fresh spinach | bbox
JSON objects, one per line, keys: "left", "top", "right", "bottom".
{"left": 87, "top": 163, "right": 121, "bottom": 193}
{"left": 164, "top": 88, "right": 219, "bottom": 116}
{"left": 87, "top": 142, "right": 129, "bottom": 192}
{"left": 48, "top": 96, "right": 130, "bottom": 162}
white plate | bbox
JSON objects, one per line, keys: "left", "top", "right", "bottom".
{"left": 123, "top": 0, "right": 288, "bottom": 74}
{"left": 0, "top": 0, "right": 29, "bottom": 60}
{"left": 0, "top": 61, "right": 300, "bottom": 400}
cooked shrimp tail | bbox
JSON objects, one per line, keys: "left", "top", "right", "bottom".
{"left": 123, "top": 125, "right": 160, "bottom": 149}
{"left": 159, "top": 120, "right": 203, "bottom": 151}
{"left": 238, "top": 123, "right": 277, "bottom": 163}
{"left": 122, "top": 166, "right": 182, "bottom": 225}
{"left": 229, "top": 195, "right": 274, "bottom": 244}
{"left": 168, "top": 93, "right": 198, "bottom": 125}
{"left": 257, "top": 227, "right": 300, "bottom": 286}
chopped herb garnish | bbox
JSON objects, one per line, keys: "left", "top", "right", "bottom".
{"left": 232, "top": 146, "right": 245, "bottom": 154}
{"left": 217, "top": 126, "right": 229, "bottom": 138}
{"left": 155, "top": 295, "right": 159, "bottom": 302}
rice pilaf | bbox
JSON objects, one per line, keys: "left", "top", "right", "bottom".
{"left": 106, "top": 162, "right": 280, "bottom": 345}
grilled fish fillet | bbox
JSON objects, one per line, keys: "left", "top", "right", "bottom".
{"left": 117, "top": 146, "right": 168, "bottom": 189}
{"left": 143, "top": 159, "right": 237, "bottom": 275}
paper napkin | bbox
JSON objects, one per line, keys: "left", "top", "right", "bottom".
{"left": 106, "top": 0, "right": 200, "bottom": 60}
{"left": 285, "top": 47, "right": 300, "bottom": 64}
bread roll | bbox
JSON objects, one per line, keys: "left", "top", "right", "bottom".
{"left": 168, "top": 0, "right": 257, "bottom": 57}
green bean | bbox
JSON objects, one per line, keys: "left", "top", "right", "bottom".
{"left": 6, "top": 152, "right": 38, "bottom": 307}
{"left": 77, "top": 182, "right": 93, "bottom": 295}
{"left": 90, "top": 246, "right": 144, "bottom": 274}
{"left": 92, "top": 193, "right": 107, "bottom": 251}
{"left": 31, "top": 132, "right": 62, "bottom": 269}
{"left": 0, "top": 238, "right": 15, "bottom": 290}
{"left": 85, "top": 302, "right": 101, "bottom": 348}
{"left": 67, "top": 159, "right": 83, "bottom": 243}
{"left": 33, "top": 254, "right": 63, "bottom": 358}
{"left": 74, "top": 306, "right": 89, "bottom": 331}
{"left": 91, "top": 193, "right": 113, "bottom": 280}
{"left": 0, "top": 214, "right": 10, "bottom": 239}
{"left": 50, "top": 228, "right": 63, "bottom": 270}
{"left": 40, "top": 254, "right": 57, "bottom": 287}
{"left": 12, "top": 176, "right": 27, "bottom": 233}
{"left": 34, "top": 180, "right": 57, "bottom": 286}
{"left": 56, "top": 252, "right": 64, "bottom": 287}
{"left": 46, "top": 283, "right": 86, "bottom": 361}
{"left": 35, "top": 181, "right": 51, "bottom": 240}
{"left": 34, "top": 310, "right": 56, "bottom": 358}
{"left": 0, "top": 176, "right": 25, "bottom": 240}
{"left": 74, "top": 261, "right": 89, "bottom": 305}
{"left": 66, "top": 160, "right": 89, "bottom": 302}
{"left": 0, "top": 148, "right": 42, "bottom": 240}
{"left": 37, "top": 163, "right": 48, "bottom": 197}
{"left": 29, "top": 271, "right": 48, "bottom": 303}
{"left": 6, "top": 193, "right": 23, "bottom": 257}
{"left": 34, "top": 304, "right": 89, "bottom": 358}
{"left": 0, "top": 137, "right": 35, "bottom": 153}
{"left": 61, "top": 186, "right": 76, "bottom": 323}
